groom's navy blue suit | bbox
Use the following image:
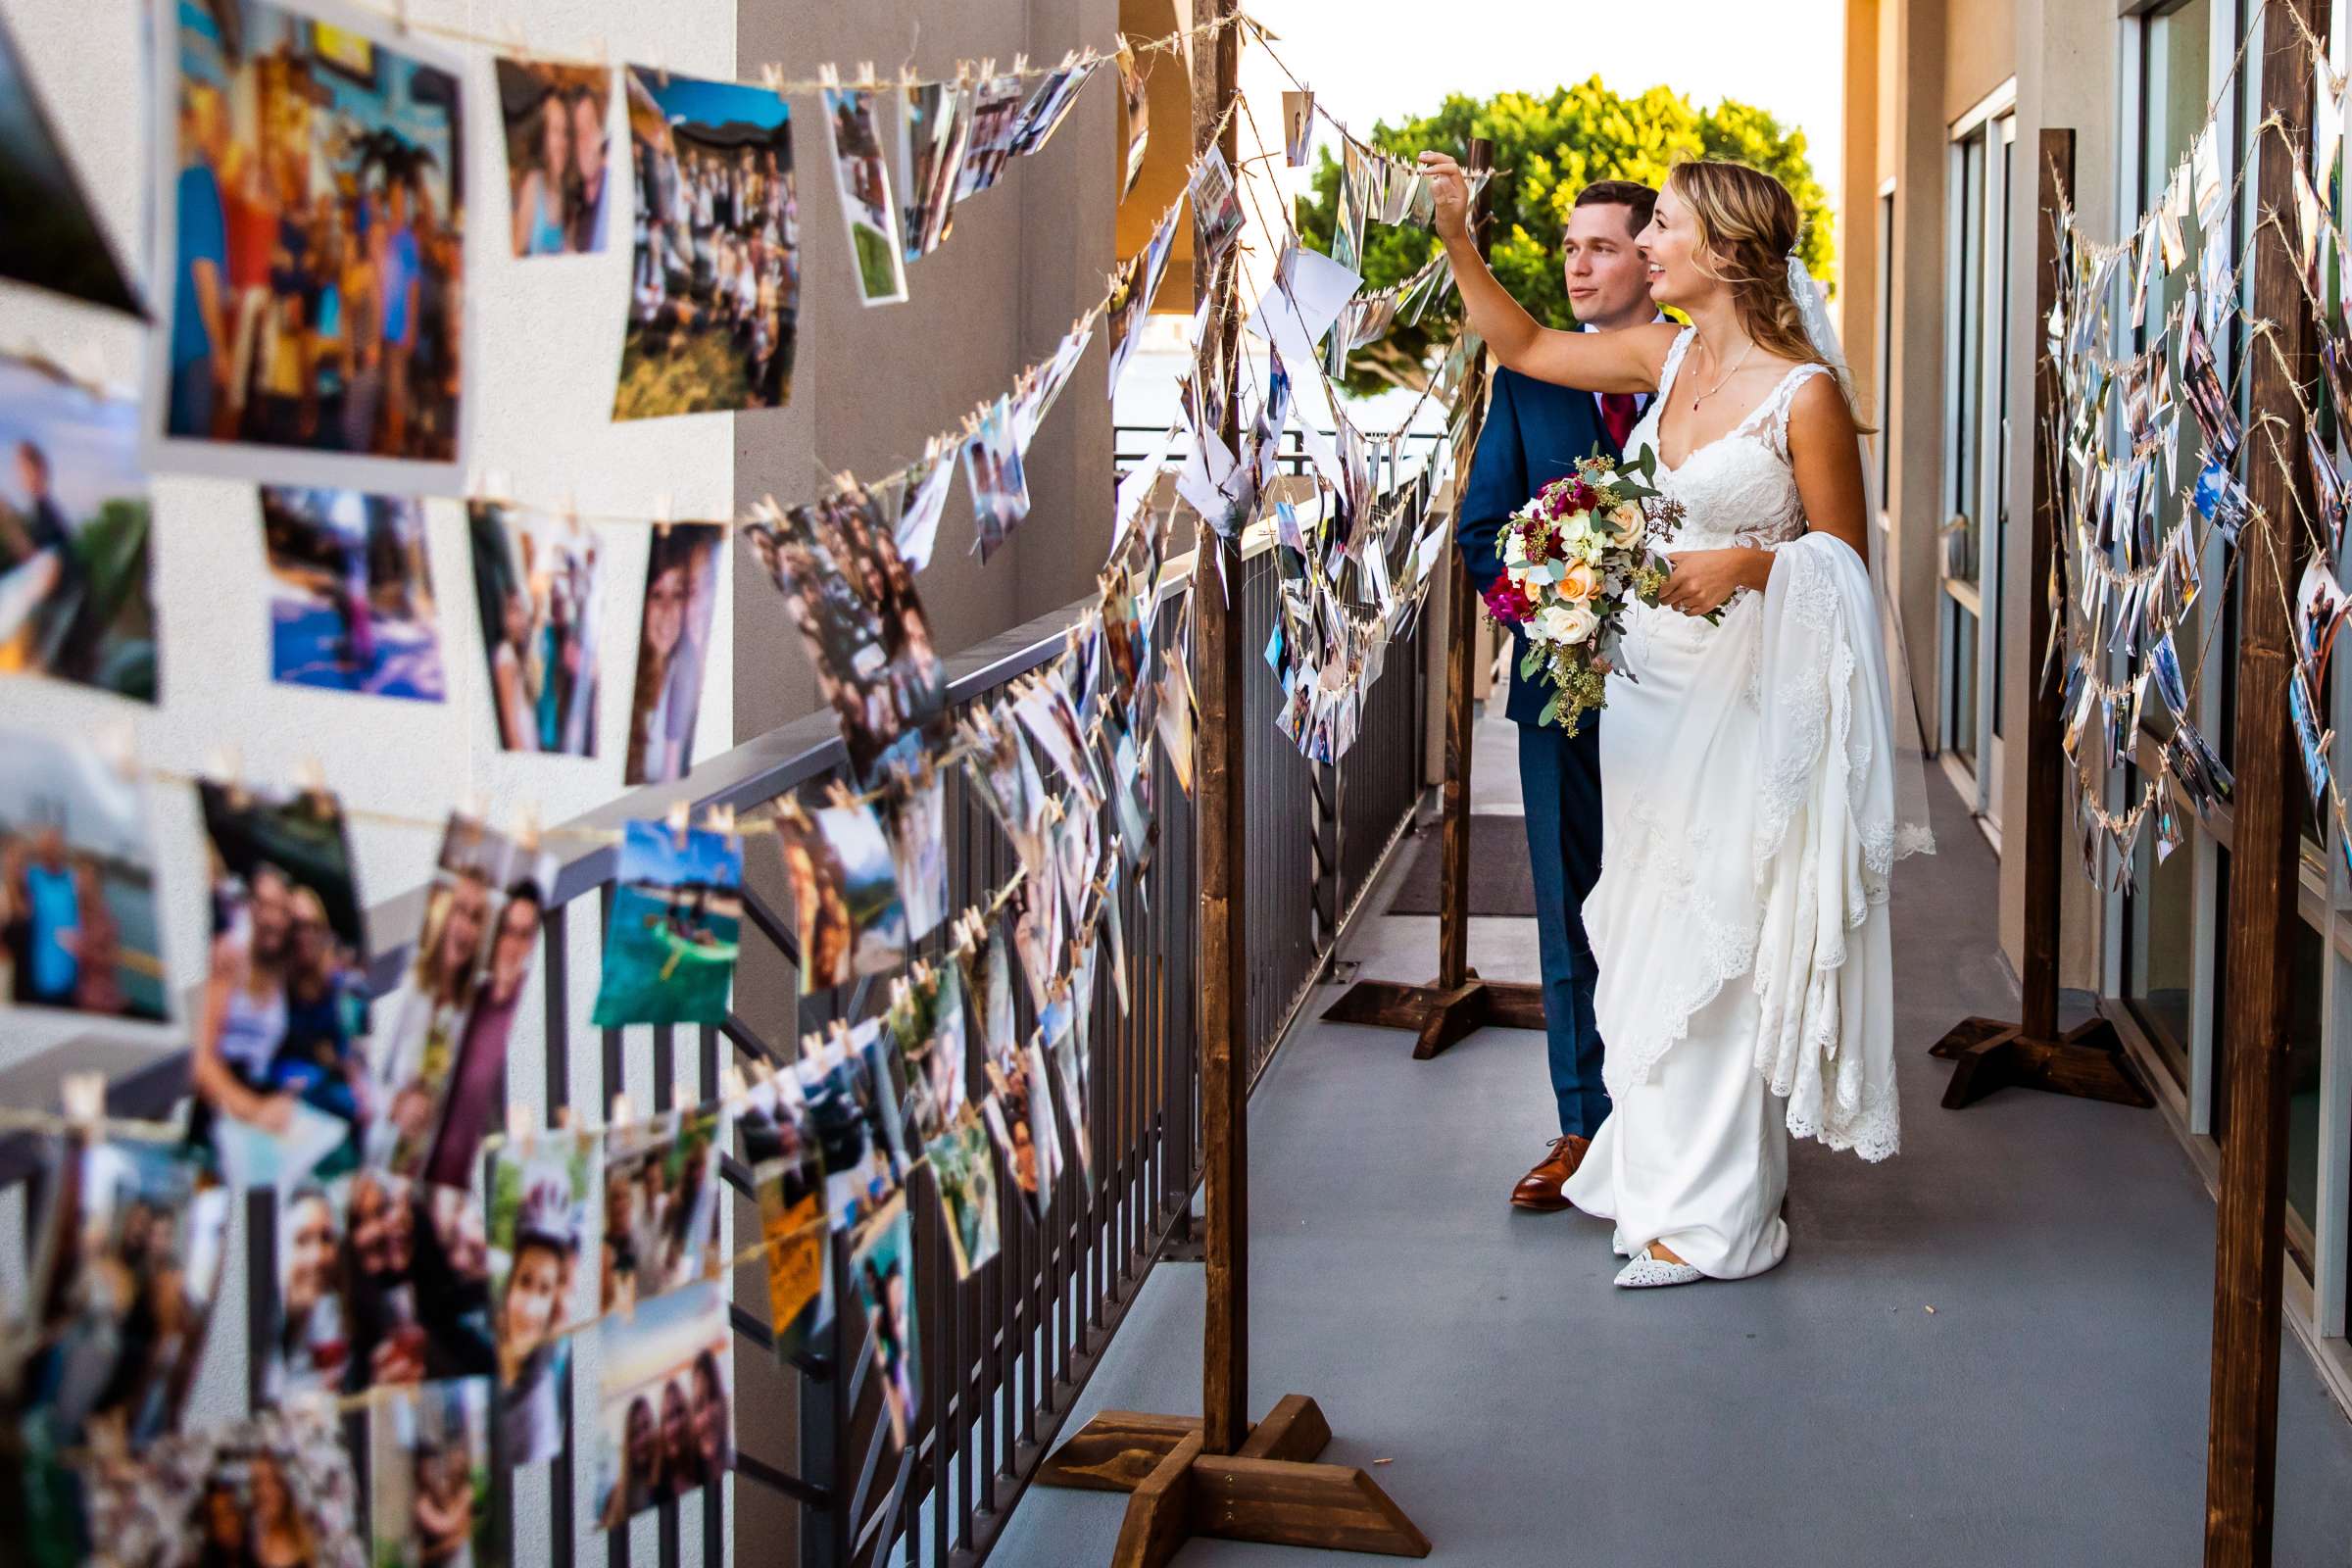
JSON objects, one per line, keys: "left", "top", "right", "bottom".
{"left": 1456, "top": 368, "right": 1614, "bottom": 1140}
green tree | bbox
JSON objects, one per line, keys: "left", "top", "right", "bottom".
{"left": 1297, "top": 78, "right": 1833, "bottom": 394}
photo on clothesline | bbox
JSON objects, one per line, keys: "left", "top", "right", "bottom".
{"left": 152, "top": 0, "right": 466, "bottom": 491}
{"left": 615, "top": 66, "right": 798, "bottom": 420}
{"left": 600, "top": 1103, "right": 725, "bottom": 1316}
{"left": 1283, "top": 88, "right": 1314, "bottom": 167}
{"left": 367, "top": 1376, "right": 496, "bottom": 1568}
{"left": 2290, "top": 662, "right": 2331, "bottom": 818}
{"left": 1116, "top": 38, "right": 1150, "bottom": 197}
{"left": 926, "top": 1110, "right": 1001, "bottom": 1279}
{"left": 981, "top": 1032, "right": 1059, "bottom": 1223}
{"left": 1004, "top": 872, "right": 1062, "bottom": 1013}
{"left": 1154, "top": 654, "right": 1197, "bottom": 798}
{"left": 593, "top": 1278, "right": 731, "bottom": 1529}
{"left": 886, "top": 766, "right": 949, "bottom": 944}
{"left": 821, "top": 84, "right": 907, "bottom": 307}
{"left": 962, "top": 393, "right": 1030, "bottom": 564}
{"left": 1013, "top": 670, "right": 1101, "bottom": 807}
{"left": 1189, "top": 145, "right": 1244, "bottom": 265}
{"left": 2296, "top": 555, "right": 2350, "bottom": 674}
{"left": 589, "top": 818, "right": 743, "bottom": 1028}
{"left": 1104, "top": 200, "right": 1182, "bottom": 394}
{"left": 847, "top": 1192, "right": 919, "bottom": 1453}
{"left": 0, "top": 727, "right": 167, "bottom": 1023}
{"left": 261, "top": 487, "right": 443, "bottom": 702}
{"left": 898, "top": 80, "right": 969, "bottom": 263}
{"left": 466, "top": 502, "right": 604, "bottom": 757}
{"left": 496, "top": 59, "right": 613, "bottom": 258}
{"left": 798, "top": 1023, "right": 907, "bottom": 1231}
{"left": 485, "top": 1132, "right": 595, "bottom": 1466}
{"left": 271, "top": 1169, "right": 494, "bottom": 1400}
{"left": 776, "top": 798, "right": 907, "bottom": 994}
{"left": 0, "top": 11, "right": 143, "bottom": 316}
{"left": 1043, "top": 982, "right": 1092, "bottom": 1176}
{"left": 888, "top": 961, "right": 966, "bottom": 1148}
{"left": 961, "top": 701, "right": 1050, "bottom": 877}
{"left": 892, "top": 438, "right": 957, "bottom": 571}
{"left": 188, "top": 777, "right": 368, "bottom": 1189}
{"left": 739, "top": 1069, "right": 829, "bottom": 1360}
{"left": 625, "top": 522, "right": 722, "bottom": 785}
{"left": 17, "top": 1130, "right": 229, "bottom": 1451}
{"left": 955, "top": 73, "right": 1026, "bottom": 200}
{"left": 417, "top": 838, "right": 552, "bottom": 1192}
{"left": 743, "top": 485, "right": 947, "bottom": 787}
{"left": 123, "top": 1409, "right": 367, "bottom": 1568}
{"left": 1005, "top": 60, "right": 1090, "bottom": 159}
{"left": 0, "top": 354, "right": 157, "bottom": 702}
{"left": 368, "top": 813, "right": 509, "bottom": 1176}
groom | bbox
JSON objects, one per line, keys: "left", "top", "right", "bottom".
{"left": 1455, "top": 178, "right": 1658, "bottom": 1210}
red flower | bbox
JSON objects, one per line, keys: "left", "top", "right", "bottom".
{"left": 1566, "top": 480, "right": 1598, "bottom": 513}
{"left": 1482, "top": 576, "right": 1536, "bottom": 624}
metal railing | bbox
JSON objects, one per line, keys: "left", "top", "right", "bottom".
{"left": 0, "top": 544, "right": 1429, "bottom": 1568}
{"left": 1113, "top": 423, "right": 1446, "bottom": 496}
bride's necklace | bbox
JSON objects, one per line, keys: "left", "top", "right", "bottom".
{"left": 1687, "top": 333, "right": 1756, "bottom": 412}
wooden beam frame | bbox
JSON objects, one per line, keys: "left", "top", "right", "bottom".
{"left": 1036, "top": 13, "right": 1428, "bottom": 1560}
{"left": 1928, "top": 127, "right": 2153, "bottom": 1113}
{"left": 2203, "top": 9, "right": 2322, "bottom": 1562}
{"left": 1320, "top": 136, "right": 1542, "bottom": 1059}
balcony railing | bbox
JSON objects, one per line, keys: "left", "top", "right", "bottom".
{"left": 0, "top": 540, "right": 1429, "bottom": 1568}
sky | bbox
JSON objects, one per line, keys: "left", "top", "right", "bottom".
{"left": 1248, "top": 0, "right": 1847, "bottom": 184}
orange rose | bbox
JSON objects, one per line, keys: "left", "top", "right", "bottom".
{"left": 1559, "top": 561, "right": 1599, "bottom": 601}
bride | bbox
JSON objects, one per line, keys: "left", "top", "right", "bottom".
{"left": 1420, "top": 153, "right": 1931, "bottom": 1288}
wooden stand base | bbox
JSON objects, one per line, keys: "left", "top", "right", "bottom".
{"left": 1037, "top": 1396, "right": 1429, "bottom": 1565}
{"left": 1929, "top": 1015, "right": 2155, "bottom": 1110}
{"left": 1320, "top": 967, "right": 1544, "bottom": 1059}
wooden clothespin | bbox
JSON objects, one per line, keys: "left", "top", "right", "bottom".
{"left": 513, "top": 802, "right": 543, "bottom": 856}
{"left": 653, "top": 493, "right": 673, "bottom": 537}
{"left": 855, "top": 61, "right": 878, "bottom": 90}
{"left": 61, "top": 1072, "right": 105, "bottom": 1130}
{"left": 721, "top": 1064, "right": 749, "bottom": 1103}
{"left": 666, "top": 799, "right": 692, "bottom": 849}
{"left": 702, "top": 803, "right": 737, "bottom": 839}
{"left": 293, "top": 755, "right": 328, "bottom": 796}
{"left": 609, "top": 1092, "right": 634, "bottom": 1131}
{"left": 507, "top": 1102, "right": 537, "bottom": 1155}
{"left": 760, "top": 63, "right": 787, "bottom": 97}
{"left": 674, "top": 1077, "right": 697, "bottom": 1115}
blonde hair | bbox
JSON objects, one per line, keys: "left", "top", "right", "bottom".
{"left": 1664, "top": 160, "right": 1873, "bottom": 432}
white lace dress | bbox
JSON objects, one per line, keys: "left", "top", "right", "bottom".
{"left": 1560, "top": 328, "right": 1911, "bottom": 1279}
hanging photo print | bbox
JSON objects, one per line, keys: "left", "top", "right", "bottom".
{"left": 1105, "top": 199, "right": 1182, "bottom": 394}
{"left": 898, "top": 80, "right": 970, "bottom": 261}
{"left": 888, "top": 962, "right": 965, "bottom": 1146}
{"left": 626, "top": 522, "right": 723, "bottom": 785}
{"left": 821, "top": 81, "right": 907, "bottom": 306}
{"left": 593, "top": 1278, "right": 731, "bottom": 1528}
{"left": 962, "top": 394, "right": 1031, "bottom": 563}
{"left": 485, "top": 1133, "right": 595, "bottom": 1465}
{"left": 1283, "top": 89, "right": 1314, "bottom": 167}
{"left": 846, "top": 1193, "right": 919, "bottom": 1453}
{"left": 925, "top": 1111, "right": 1001, "bottom": 1279}
{"left": 0, "top": 12, "right": 143, "bottom": 315}
{"left": 0, "top": 727, "right": 167, "bottom": 1022}
{"left": 187, "top": 777, "right": 368, "bottom": 1188}
{"left": 261, "top": 488, "right": 444, "bottom": 702}
{"left": 1116, "top": 37, "right": 1150, "bottom": 196}
{"left": 743, "top": 484, "right": 948, "bottom": 787}
{"left": 152, "top": 0, "right": 466, "bottom": 489}
{"left": 740, "top": 1069, "right": 829, "bottom": 1359}
{"left": 366, "top": 1377, "right": 496, "bottom": 1568}
{"left": 774, "top": 799, "right": 907, "bottom": 994}
{"left": 955, "top": 73, "right": 1026, "bottom": 199}
{"left": 1004, "top": 56, "right": 1091, "bottom": 159}
{"left": 589, "top": 818, "right": 743, "bottom": 1028}
{"left": 271, "top": 1170, "right": 493, "bottom": 1397}
{"left": 885, "top": 767, "right": 949, "bottom": 942}
{"left": 101, "top": 1409, "right": 368, "bottom": 1568}
{"left": 798, "top": 1025, "right": 905, "bottom": 1230}
{"left": 0, "top": 354, "right": 158, "bottom": 701}
{"left": 496, "top": 59, "right": 613, "bottom": 257}
{"left": 1189, "top": 145, "right": 1245, "bottom": 264}
{"left": 467, "top": 502, "right": 604, "bottom": 757}
{"left": 17, "top": 1130, "right": 229, "bottom": 1450}
{"left": 616, "top": 66, "right": 798, "bottom": 418}
{"left": 893, "top": 439, "right": 957, "bottom": 571}
{"left": 599, "top": 1103, "right": 725, "bottom": 1314}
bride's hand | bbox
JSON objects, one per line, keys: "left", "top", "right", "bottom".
{"left": 1418, "top": 152, "right": 1471, "bottom": 242}
{"left": 1658, "top": 549, "right": 1768, "bottom": 617}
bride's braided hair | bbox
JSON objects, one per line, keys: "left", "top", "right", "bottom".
{"left": 1665, "top": 160, "right": 1873, "bottom": 432}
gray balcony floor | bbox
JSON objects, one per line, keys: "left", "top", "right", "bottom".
{"left": 989, "top": 714, "right": 2352, "bottom": 1567}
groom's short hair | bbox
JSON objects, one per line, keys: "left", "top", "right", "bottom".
{"left": 1572, "top": 179, "right": 1656, "bottom": 238}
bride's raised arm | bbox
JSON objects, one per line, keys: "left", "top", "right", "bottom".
{"left": 1786, "top": 372, "right": 1870, "bottom": 561}
{"left": 1419, "top": 151, "right": 1678, "bottom": 393}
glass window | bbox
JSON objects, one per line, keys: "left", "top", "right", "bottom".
{"left": 1949, "top": 601, "right": 1979, "bottom": 768}
{"left": 2124, "top": 772, "right": 2200, "bottom": 1087}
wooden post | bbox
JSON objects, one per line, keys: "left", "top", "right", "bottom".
{"left": 1189, "top": 0, "right": 1250, "bottom": 1459}
{"left": 1929, "top": 129, "right": 2152, "bottom": 1111}
{"left": 1034, "top": 9, "right": 1427, "bottom": 1558}
{"left": 2205, "top": 9, "right": 2322, "bottom": 1561}
{"left": 1323, "top": 136, "right": 1548, "bottom": 1057}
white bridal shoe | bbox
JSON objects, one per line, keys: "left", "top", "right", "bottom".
{"left": 1614, "top": 1248, "right": 1704, "bottom": 1289}
{"left": 1611, "top": 1228, "right": 1630, "bottom": 1257}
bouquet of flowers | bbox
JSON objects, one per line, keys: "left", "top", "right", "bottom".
{"left": 1479, "top": 452, "right": 1686, "bottom": 736}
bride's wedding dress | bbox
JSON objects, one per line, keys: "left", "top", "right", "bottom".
{"left": 1560, "top": 326, "right": 1927, "bottom": 1280}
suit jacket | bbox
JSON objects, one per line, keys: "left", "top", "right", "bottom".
{"left": 1456, "top": 368, "right": 1625, "bottom": 726}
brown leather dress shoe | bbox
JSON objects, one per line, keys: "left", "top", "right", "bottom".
{"left": 1510, "top": 1135, "right": 1591, "bottom": 1211}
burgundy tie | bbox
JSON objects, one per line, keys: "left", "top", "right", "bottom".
{"left": 1600, "top": 391, "right": 1639, "bottom": 451}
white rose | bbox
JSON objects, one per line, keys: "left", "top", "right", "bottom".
{"left": 1502, "top": 531, "right": 1528, "bottom": 564}
{"left": 1608, "top": 502, "right": 1645, "bottom": 540}
{"left": 1535, "top": 604, "right": 1578, "bottom": 644}
{"left": 1557, "top": 603, "right": 1599, "bottom": 645}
